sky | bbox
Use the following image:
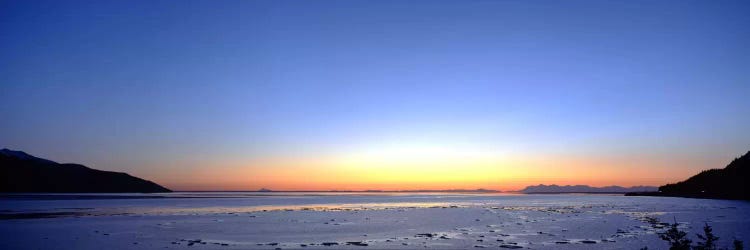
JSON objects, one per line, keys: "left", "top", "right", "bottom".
{"left": 1, "top": 0, "right": 749, "bottom": 191}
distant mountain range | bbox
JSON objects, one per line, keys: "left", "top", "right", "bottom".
{"left": 0, "top": 149, "right": 170, "bottom": 193}
{"left": 520, "top": 184, "right": 658, "bottom": 194}
{"left": 628, "top": 151, "right": 750, "bottom": 200}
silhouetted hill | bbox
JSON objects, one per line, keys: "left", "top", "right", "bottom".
{"left": 521, "top": 184, "right": 657, "bottom": 193}
{"left": 649, "top": 151, "right": 750, "bottom": 200}
{"left": 0, "top": 149, "right": 171, "bottom": 193}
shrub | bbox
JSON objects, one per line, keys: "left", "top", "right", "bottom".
{"left": 656, "top": 219, "right": 744, "bottom": 250}
{"left": 695, "top": 223, "right": 719, "bottom": 250}
{"left": 660, "top": 218, "right": 692, "bottom": 250}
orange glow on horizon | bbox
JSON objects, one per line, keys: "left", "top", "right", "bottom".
{"left": 139, "top": 145, "right": 721, "bottom": 192}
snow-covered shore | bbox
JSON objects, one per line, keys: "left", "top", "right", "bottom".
{"left": 0, "top": 193, "right": 747, "bottom": 249}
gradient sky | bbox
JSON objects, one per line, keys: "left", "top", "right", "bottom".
{"left": 1, "top": 0, "right": 749, "bottom": 191}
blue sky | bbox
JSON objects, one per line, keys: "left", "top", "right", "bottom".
{"left": 1, "top": 0, "right": 748, "bottom": 190}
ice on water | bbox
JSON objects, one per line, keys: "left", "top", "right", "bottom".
{"left": 0, "top": 192, "right": 748, "bottom": 249}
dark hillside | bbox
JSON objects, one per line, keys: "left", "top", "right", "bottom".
{"left": 0, "top": 149, "right": 170, "bottom": 193}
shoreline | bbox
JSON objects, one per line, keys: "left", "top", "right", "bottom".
{"left": 625, "top": 191, "right": 750, "bottom": 201}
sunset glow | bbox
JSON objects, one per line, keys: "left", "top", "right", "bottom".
{"left": 2, "top": 2, "right": 749, "bottom": 250}
{"left": 2, "top": 0, "right": 748, "bottom": 192}
{"left": 151, "top": 148, "right": 726, "bottom": 191}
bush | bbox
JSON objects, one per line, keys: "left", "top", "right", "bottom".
{"left": 734, "top": 239, "right": 744, "bottom": 250}
{"left": 695, "top": 223, "right": 719, "bottom": 250}
{"left": 660, "top": 218, "right": 692, "bottom": 250}
{"left": 656, "top": 219, "right": 744, "bottom": 250}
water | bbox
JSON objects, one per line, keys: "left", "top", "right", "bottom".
{"left": 0, "top": 192, "right": 748, "bottom": 249}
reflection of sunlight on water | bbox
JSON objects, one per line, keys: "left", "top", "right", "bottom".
{"left": 0, "top": 191, "right": 511, "bottom": 200}
{"left": 0, "top": 192, "right": 519, "bottom": 218}
{"left": 121, "top": 202, "right": 471, "bottom": 216}
{"left": 163, "top": 191, "right": 509, "bottom": 198}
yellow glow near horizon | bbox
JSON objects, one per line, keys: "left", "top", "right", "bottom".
{"left": 329, "top": 145, "right": 517, "bottom": 186}
{"left": 147, "top": 144, "right": 717, "bottom": 191}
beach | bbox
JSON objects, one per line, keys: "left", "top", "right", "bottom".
{"left": 1, "top": 192, "right": 748, "bottom": 249}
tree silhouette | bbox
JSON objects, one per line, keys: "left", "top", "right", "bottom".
{"left": 694, "top": 223, "right": 719, "bottom": 250}
{"left": 660, "top": 218, "right": 692, "bottom": 250}
{"left": 734, "top": 238, "right": 744, "bottom": 250}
